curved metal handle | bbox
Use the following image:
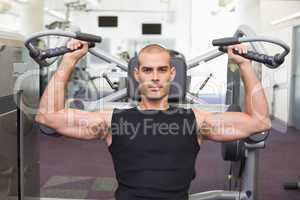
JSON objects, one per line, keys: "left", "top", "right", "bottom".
{"left": 212, "top": 36, "right": 290, "bottom": 68}
{"left": 24, "top": 30, "right": 102, "bottom": 67}
{"left": 38, "top": 43, "right": 95, "bottom": 60}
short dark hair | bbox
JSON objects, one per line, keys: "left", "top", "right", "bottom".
{"left": 137, "top": 44, "right": 172, "bottom": 67}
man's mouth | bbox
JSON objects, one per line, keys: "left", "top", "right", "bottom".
{"left": 149, "top": 85, "right": 162, "bottom": 91}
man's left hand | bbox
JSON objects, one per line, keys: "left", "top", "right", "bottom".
{"left": 227, "top": 44, "right": 251, "bottom": 65}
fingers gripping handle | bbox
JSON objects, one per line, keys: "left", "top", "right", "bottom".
{"left": 38, "top": 31, "right": 101, "bottom": 59}
{"left": 39, "top": 43, "right": 95, "bottom": 60}
{"left": 24, "top": 31, "right": 102, "bottom": 66}
{"left": 218, "top": 46, "right": 278, "bottom": 67}
{"left": 212, "top": 36, "right": 289, "bottom": 68}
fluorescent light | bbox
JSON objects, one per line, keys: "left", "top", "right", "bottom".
{"left": 271, "top": 11, "right": 300, "bottom": 25}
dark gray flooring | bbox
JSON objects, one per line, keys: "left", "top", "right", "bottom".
{"left": 39, "top": 124, "right": 300, "bottom": 199}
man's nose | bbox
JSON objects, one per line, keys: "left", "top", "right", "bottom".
{"left": 151, "top": 70, "right": 159, "bottom": 81}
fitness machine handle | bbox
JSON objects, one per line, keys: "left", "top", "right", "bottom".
{"left": 75, "top": 32, "right": 102, "bottom": 43}
{"left": 212, "top": 36, "right": 290, "bottom": 69}
{"left": 25, "top": 30, "right": 102, "bottom": 66}
{"left": 218, "top": 46, "right": 278, "bottom": 67}
{"left": 212, "top": 37, "right": 240, "bottom": 46}
{"left": 38, "top": 43, "right": 95, "bottom": 60}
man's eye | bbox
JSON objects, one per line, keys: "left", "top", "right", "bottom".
{"left": 143, "top": 68, "right": 152, "bottom": 72}
{"left": 159, "top": 68, "right": 168, "bottom": 72}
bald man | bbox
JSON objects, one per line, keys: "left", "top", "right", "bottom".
{"left": 35, "top": 40, "right": 271, "bottom": 200}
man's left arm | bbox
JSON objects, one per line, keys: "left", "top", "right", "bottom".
{"left": 193, "top": 44, "right": 271, "bottom": 143}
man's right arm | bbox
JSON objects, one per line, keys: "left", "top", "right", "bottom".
{"left": 36, "top": 109, "right": 113, "bottom": 143}
{"left": 34, "top": 39, "right": 113, "bottom": 144}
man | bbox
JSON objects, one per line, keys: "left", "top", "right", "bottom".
{"left": 35, "top": 40, "right": 271, "bottom": 200}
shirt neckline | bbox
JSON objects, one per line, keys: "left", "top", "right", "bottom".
{"left": 136, "top": 105, "right": 171, "bottom": 111}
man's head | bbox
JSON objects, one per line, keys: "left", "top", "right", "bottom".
{"left": 133, "top": 44, "right": 176, "bottom": 101}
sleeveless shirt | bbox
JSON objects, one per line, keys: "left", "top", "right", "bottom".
{"left": 108, "top": 106, "right": 200, "bottom": 200}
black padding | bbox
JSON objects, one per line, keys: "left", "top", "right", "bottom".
{"left": 221, "top": 140, "right": 245, "bottom": 161}
{"left": 245, "top": 131, "right": 269, "bottom": 144}
{"left": 0, "top": 94, "right": 17, "bottom": 114}
{"left": 283, "top": 182, "right": 300, "bottom": 190}
{"left": 127, "top": 50, "right": 187, "bottom": 102}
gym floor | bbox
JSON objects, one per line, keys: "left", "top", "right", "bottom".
{"left": 39, "top": 120, "right": 300, "bottom": 200}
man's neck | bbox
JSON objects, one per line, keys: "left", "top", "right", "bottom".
{"left": 138, "top": 97, "right": 169, "bottom": 110}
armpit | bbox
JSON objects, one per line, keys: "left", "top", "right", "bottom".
{"left": 192, "top": 108, "right": 215, "bottom": 138}
{"left": 199, "top": 120, "right": 215, "bottom": 137}
{"left": 88, "top": 121, "right": 110, "bottom": 140}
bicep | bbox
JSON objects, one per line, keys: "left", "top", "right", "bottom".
{"left": 202, "top": 113, "right": 251, "bottom": 142}
{"left": 207, "top": 111, "right": 259, "bottom": 135}
{"left": 39, "top": 109, "right": 112, "bottom": 140}
{"left": 193, "top": 109, "right": 261, "bottom": 142}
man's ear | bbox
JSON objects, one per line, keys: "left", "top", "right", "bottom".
{"left": 133, "top": 67, "right": 140, "bottom": 83}
{"left": 170, "top": 66, "right": 176, "bottom": 81}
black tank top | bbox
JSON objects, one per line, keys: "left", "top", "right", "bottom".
{"left": 109, "top": 106, "right": 200, "bottom": 200}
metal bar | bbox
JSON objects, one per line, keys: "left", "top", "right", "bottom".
{"left": 89, "top": 48, "right": 128, "bottom": 71}
{"left": 189, "top": 190, "right": 249, "bottom": 200}
{"left": 17, "top": 90, "right": 24, "bottom": 200}
{"left": 75, "top": 88, "right": 128, "bottom": 111}
{"left": 239, "top": 37, "right": 290, "bottom": 51}
{"left": 245, "top": 141, "right": 265, "bottom": 149}
{"left": 186, "top": 92, "right": 209, "bottom": 104}
{"left": 185, "top": 92, "right": 228, "bottom": 112}
{"left": 187, "top": 48, "right": 224, "bottom": 70}
{"left": 24, "top": 30, "right": 76, "bottom": 45}
{"left": 241, "top": 150, "right": 258, "bottom": 200}
{"left": 98, "top": 88, "right": 128, "bottom": 102}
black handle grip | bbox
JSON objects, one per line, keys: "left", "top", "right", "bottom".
{"left": 212, "top": 37, "right": 240, "bottom": 46}
{"left": 39, "top": 42, "right": 95, "bottom": 60}
{"left": 219, "top": 46, "right": 277, "bottom": 67}
{"left": 75, "top": 32, "right": 102, "bottom": 43}
{"left": 283, "top": 182, "right": 299, "bottom": 190}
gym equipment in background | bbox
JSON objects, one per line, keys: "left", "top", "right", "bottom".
{"left": 0, "top": 31, "right": 40, "bottom": 200}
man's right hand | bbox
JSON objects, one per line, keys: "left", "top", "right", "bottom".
{"left": 63, "top": 39, "right": 89, "bottom": 64}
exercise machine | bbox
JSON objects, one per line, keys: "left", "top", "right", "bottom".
{"left": 21, "top": 25, "right": 290, "bottom": 200}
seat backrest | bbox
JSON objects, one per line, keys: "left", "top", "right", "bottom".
{"left": 127, "top": 50, "right": 187, "bottom": 102}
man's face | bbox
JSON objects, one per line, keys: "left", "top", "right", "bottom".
{"left": 134, "top": 51, "right": 176, "bottom": 100}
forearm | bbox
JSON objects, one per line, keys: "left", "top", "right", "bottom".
{"left": 239, "top": 62, "right": 270, "bottom": 122}
{"left": 37, "top": 59, "right": 76, "bottom": 114}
